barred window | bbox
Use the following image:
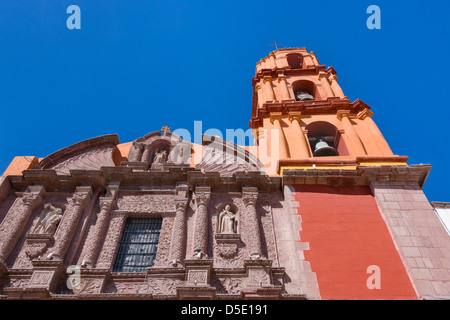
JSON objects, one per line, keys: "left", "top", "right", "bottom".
{"left": 113, "top": 218, "right": 162, "bottom": 272}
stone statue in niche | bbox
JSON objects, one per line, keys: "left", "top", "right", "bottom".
{"left": 31, "top": 203, "right": 64, "bottom": 235}
{"left": 294, "top": 90, "right": 315, "bottom": 101}
{"left": 151, "top": 149, "right": 167, "bottom": 169}
{"left": 218, "top": 205, "right": 236, "bottom": 234}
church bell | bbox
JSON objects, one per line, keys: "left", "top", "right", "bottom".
{"left": 313, "top": 137, "right": 339, "bottom": 157}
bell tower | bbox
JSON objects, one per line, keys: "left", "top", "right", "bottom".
{"left": 250, "top": 48, "right": 406, "bottom": 174}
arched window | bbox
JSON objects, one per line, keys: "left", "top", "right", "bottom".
{"left": 286, "top": 53, "right": 303, "bottom": 69}
{"left": 306, "top": 121, "right": 349, "bottom": 157}
{"left": 292, "top": 80, "right": 320, "bottom": 101}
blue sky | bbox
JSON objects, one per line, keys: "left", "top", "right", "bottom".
{"left": 0, "top": 0, "right": 449, "bottom": 201}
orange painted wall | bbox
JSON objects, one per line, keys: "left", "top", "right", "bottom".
{"left": 293, "top": 185, "right": 417, "bottom": 299}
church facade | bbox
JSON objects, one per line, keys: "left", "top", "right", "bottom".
{"left": 0, "top": 48, "right": 449, "bottom": 300}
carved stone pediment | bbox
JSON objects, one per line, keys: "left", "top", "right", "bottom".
{"left": 34, "top": 134, "right": 120, "bottom": 175}
{"left": 196, "top": 135, "right": 265, "bottom": 177}
{"left": 125, "top": 128, "right": 192, "bottom": 169}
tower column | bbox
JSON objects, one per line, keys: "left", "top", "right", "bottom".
{"left": 303, "top": 54, "right": 315, "bottom": 68}
{"left": 329, "top": 74, "right": 345, "bottom": 98}
{"left": 270, "top": 112, "right": 290, "bottom": 159}
{"left": 192, "top": 187, "right": 211, "bottom": 258}
{"left": 0, "top": 186, "right": 45, "bottom": 271}
{"left": 318, "top": 72, "right": 335, "bottom": 99}
{"left": 357, "top": 109, "right": 394, "bottom": 156}
{"left": 267, "top": 53, "right": 276, "bottom": 69}
{"left": 310, "top": 51, "right": 320, "bottom": 66}
{"left": 277, "top": 75, "right": 292, "bottom": 101}
{"left": 263, "top": 76, "right": 275, "bottom": 102}
{"left": 288, "top": 112, "right": 311, "bottom": 158}
{"left": 50, "top": 187, "right": 92, "bottom": 261}
{"left": 255, "top": 85, "right": 264, "bottom": 108}
{"left": 242, "top": 188, "right": 262, "bottom": 258}
{"left": 337, "top": 110, "right": 367, "bottom": 156}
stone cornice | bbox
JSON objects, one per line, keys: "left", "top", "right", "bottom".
{"left": 282, "top": 164, "right": 431, "bottom": 189}
{"left": 250, "top": 98, "right": 369, "bottom": 129}
{"left": 252, "top": 65, "right": 327, "bottom": 86}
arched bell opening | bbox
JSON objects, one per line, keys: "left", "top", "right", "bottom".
{"left": 286, "top": 53, "right": 303, "bottom": 70}
{"left": 306, "top": 121, "right": 349, "bottom": 157}
{"left": 292, "top": 80, "right": 320, "bottom": 101}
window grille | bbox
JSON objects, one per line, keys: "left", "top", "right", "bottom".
{"left": 113, "top": 218, "right": 162, "bottom": 272}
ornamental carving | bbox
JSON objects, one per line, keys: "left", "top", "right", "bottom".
{"left": 25, "top": 241, "right": 50, "bottom": 261}
{"left": 248, "top": 268, "right": 270, "bottom": 286}
{"left": 211, "top": 277, "right": 244, "bottom": 295}
{"left": 73, "top": 279, "right": 103, "bottom": 294}
{"left": 147, "top": 278, "right": 183, "bottom": 295}
{"left": 187, "top": 270, "right": 208, "bottom": 285}
{"left": 29, "top": 271, "right": 53, "bottom": 286}
{"left": 31, "top": 203, "right": 64, "bottom": 235}
{"left": 154, "top": 217, "right": 174, "bottom": 267}
{"left": 116, "top": 195, "right": 176, "bottom": 213}
{"left": 115, "top": 282, "right": 148, "bottom": 294}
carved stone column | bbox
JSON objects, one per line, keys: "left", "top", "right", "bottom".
{"left": 81, "top": 197, "right": 115, "bottom": 267}
{"left": 357, "top": 108, "right": 394, "bottom": 156}
{"left": 141, "top": 144, "right": 152, "bottom": 163}
{"left": 192, "top": 187, "right": 211, "bottom": 258}
{"left": 242, "top": 188, "right": 262, "bottom": 258}
{"left": 96, "top": 212, "right": 127, "bottom": 270}
{"left": 169, "top": 199, "right": 189, "bottom": 265}
{"left": 49, "top": 186, "right": 92, "bottom": 261}
{"left": 0, "top": 185, "right": 45, "bottom": 272}
{"left": 270, "top": 112, "right": 290, "bottom": 159}
{"left": 337, "top": 110, "right": 367, "bottom": 156}
{"left": 277, "top": 74, "right": 292, "bottom": 101}
{"left": 288, "top": 112, "right": 311, "bottom": 158}
{"left": 263, "top": 76, "right": 275, "bottom": 102}
{"left": 318, "top": 72, "right": 334, "bottom": 99}
{"left": 128, "top": 142, "right": 144, "bottom": 162}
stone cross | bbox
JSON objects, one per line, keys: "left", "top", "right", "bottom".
{"left": 161, "top": 126, "right": 171, "bottom": 136}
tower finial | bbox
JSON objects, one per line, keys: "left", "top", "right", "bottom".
{"left": 269, "top": 41, "right": 284, "bottom": 50}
